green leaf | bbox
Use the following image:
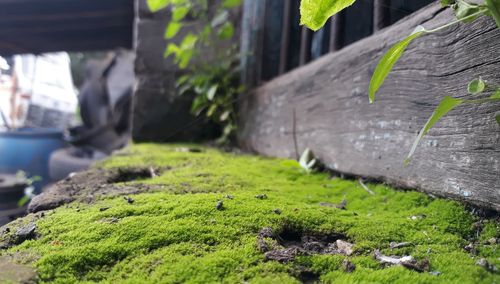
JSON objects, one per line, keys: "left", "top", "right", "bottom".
{"left": 178, "top": 49, "right": 194, "bottom": 69}
{"left": 172, "top": 6, "right": 190, "bottom": 21}
{"left": 486, "top": 0, "right": 500, "bottom": 29}
{"left": 222, "top": 0, "right": 241, "bottom": 8}
{"left": 369, "top": 27, "right": 426, "bottom": 103}
{"left": 300, "top": 0, "right": 356, "bottom": 31}
{"left": 180, "top": 33, "right": 198, "bottom": 49}
{"left": 211, "top": 10, "right": 229, "bottom": 28}
{"left": 220, "top": 110, "right": 230, "bottom": 121}
{"left": 207, "top": 104, "right": 217, "bottom": 117}
{"left": 217, "top": 22, "right": 234, "bottom": 39}
{"left": 207, "top": 85, "right": 218, "bottom": 100}
{"left": 490, "top": 88, "right": 500, "bottom": 99}
{"left": 467, "top": 77, "right": 486, "bottom": 94}
{"left": 164, "top": 43, "right": 180, "bottom": 58}
{"left": 147, "top": 0, "right": 170, "bottom": 12}
{"left": 453, "top": 0, "right": 483, "bottom": 22}
{"left": 165, "top": 22, "right": 183, "bottom": 39}
{"left": 440, "top": 0, "right": 455, "bottom": 7}
{"left": 404, "top": 96, "right": 463, "bottom": 164}
{"left": 496, "top": 114, "right": 500, "bottom": 126}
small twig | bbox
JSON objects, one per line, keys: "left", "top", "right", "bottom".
{"left": 292, "top": 108, "right": 299, "bottom": 160}
{"left": 358, "top": 178, "right": 375, "bottom": 195}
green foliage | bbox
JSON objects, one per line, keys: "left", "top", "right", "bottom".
{"left": 147, "top": 0, "right": 240, "bottom": 69}
{"left": 451, "top": 0, "right": 484, "bottom": 22}
{"left": 147, "top": 0, "right": 242, "bottom": 143}
{"left": 369, "top": 27, "right": 426, "bottom": 103}
{"left": 485, "top": 0, "right": 500, "bottom": 28}
{"left": 147, "top": 0, "right": 170, "bottom": 12}
{"left": 176, "top": 47, "right": 243, "bottom": 143}
{"left": 2, "top": 144, "right": 498, "bottom": 283}
{"left": 300, "top": 0, "right": 356, "bottom": 31}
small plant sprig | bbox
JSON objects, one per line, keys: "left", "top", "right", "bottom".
{"left": 300, "top": 0, "right": 500, "bottom": 163}
{"left": 176, "top": 47, "right": 244, "bottom": 144}
{"left": 299, "top": 148, "right": 318, "bottom": 173}
{"left": 16, "top": 170, "right": 41, "bottom": 207}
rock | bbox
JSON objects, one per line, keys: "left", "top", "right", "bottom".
{"left": 429, "top": 271, "right": 441, "bottom": 276}
{"left": 14, "top": 223, "right": 38, "bottom": 244}
{"left": 342, "top": 259, "right": 356, "bottom": 273}
{"left": 124, "top": 196, "right": 135, "bottom": 204}
{"left": 258, "top": 227, "right": 274, "bottom": 238}
{"left": 476, "top": 258, "right": 498, "bottom": 272}
{"left": 216, "top": 200, "right": 224, "bottom": 210}
{"left": 0, "top": 257, "right": 37, "bottom": 284}
{"left": 255, "top": 194, "right": 268, "bottom": 200}
{"left": 374, "top": 250, "right": 415, "bottom": 265}
{"left": 264, "top": 247, "right": 305, "bottom": 263}
{"left": 389, "top": 241, "right": 412, "bottom": 249}
{"left": 336, "top": 240, "right": 354, "bottom": 256}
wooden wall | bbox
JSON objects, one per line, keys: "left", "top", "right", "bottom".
{"left": 238, "top": 3, "right": 500, "bottom": 211}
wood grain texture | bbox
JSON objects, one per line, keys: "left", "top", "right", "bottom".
{"left": 238, "top": 3, "right": 500, "bottom": 210}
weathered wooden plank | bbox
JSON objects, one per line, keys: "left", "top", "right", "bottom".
{"left": 238, "top": 3, "right": 500, "bottom": 211}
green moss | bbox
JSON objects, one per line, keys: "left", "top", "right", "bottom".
{"left": 1, "top": 144, "right": 499, "bottom": 283}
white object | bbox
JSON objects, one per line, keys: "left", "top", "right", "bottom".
{"left": 13, "top": 52, "right": 77, "bottom": 128}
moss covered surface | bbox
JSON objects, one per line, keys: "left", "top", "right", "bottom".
{"left": 1, "top": 144, "right": 498, "bottom": 283}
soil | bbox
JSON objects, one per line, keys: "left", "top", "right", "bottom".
{"left": 27, "top": 167, "right": 165, "bottom": 213}
{"left": 257, "top": 226, "right": 353, "bottom": 263}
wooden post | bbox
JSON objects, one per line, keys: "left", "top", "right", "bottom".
{"left": 329, "top": 12, "right": 345, "bottom": 52}
{"left": 373, "top": 0, "right": 391, "bottom": 32}
{"left": 299, "top": 26, "right": 312, "bottom": 65}
{"left": 240, "top": 0, "right": 266, "bottom": 87}
{"left": 279, "top": 0, "right": 291, "bottom": 74}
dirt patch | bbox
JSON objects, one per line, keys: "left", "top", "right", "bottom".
{"left": 257, "top": 226, "right": 353, "bottom": 263}
{"left": 27, "top": 167, "right": 166, "bottom": 213}
{"left": 107, "top": 167, "right": 164, "bottom": 183}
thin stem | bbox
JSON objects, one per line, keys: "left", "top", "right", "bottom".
{"left": 426, "top": 8, "right": 488, "bottom": 34}
{"left": 464, "top": 97, "right": 500, "bottom": 104}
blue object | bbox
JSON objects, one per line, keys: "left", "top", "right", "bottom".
{"left": 0, "top": 128, "right": 66, "bottom": 192}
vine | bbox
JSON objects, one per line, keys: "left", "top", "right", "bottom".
{"left": 147, "top": 0, "right": 242, "bottom": 143}
{"left": 300, "top": 0, "right": 500, "bottom": 163}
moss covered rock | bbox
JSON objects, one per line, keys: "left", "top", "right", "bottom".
{"left": 0, "top": 144, "right": 498, "bottom": 283}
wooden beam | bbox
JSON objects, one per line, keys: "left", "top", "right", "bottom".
{"left": 238, "top": 3, "right": 500, "bottom": 211}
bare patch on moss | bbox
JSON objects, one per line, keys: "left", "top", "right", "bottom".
{"left": 28, "top": 168, "right": 165, "bottom": 213}
{"left": 258, "top": 226, "right": 353, "bottom": 263}
{"left": 107, "top": 167, "right": 166, "bottom": 183}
